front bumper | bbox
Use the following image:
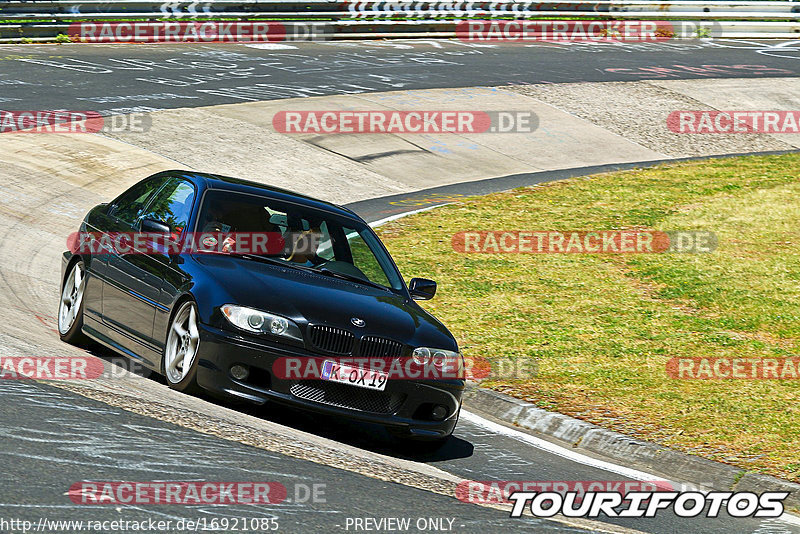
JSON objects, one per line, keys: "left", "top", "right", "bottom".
{"left": 196, "top": 324, "right": 464, "bottom": 440}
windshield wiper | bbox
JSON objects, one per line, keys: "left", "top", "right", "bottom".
{"left": 224, "top": 252, "right": 308, "bottom": 271}
{"left": 312, "top": 267, "right": 390, "bottom": 291}
{"left": 219, "top": 253, "right": 391, "bottom": 291}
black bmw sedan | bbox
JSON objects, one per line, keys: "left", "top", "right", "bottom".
{"left": 59, "top": 170, "right": 464, "bottom": 443}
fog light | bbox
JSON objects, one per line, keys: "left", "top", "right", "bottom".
{"left": 230, "top": 364, "right": 249, "bottom": 381}
{"left": 431, "top": 404, "right": 448, "bottom": 421}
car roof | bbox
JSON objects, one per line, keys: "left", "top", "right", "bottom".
{"left": 164, "top": 170, "right": 361, "bottom": 221}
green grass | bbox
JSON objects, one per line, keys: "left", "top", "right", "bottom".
{"left": 377, "top": 153, "right": 800, "bottom": 481}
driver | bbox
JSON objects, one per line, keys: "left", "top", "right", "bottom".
{"left": 286, "top": 227, "right": 323, "bottom": 265}
{"left": 200, "top": 198, "right": 239, "bottom": 234}
{"left": 200, "top": 198, "right": 276, "bottom": 254}
{"left": 199, "top": 198, "right": 240, "bottom": 253}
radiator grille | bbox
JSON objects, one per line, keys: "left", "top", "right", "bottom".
{"left": 359, "top": 336, "right": 404, "bottom": 358}
{"left": 308, "top": 325, "right": 354, "bottom": 355}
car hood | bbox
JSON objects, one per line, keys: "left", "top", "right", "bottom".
{"left": 193, "top": 255, "right": 455, "bottom": 349}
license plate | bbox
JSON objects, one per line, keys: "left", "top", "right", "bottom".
{"left": 321, "top": 360, "right": 388, "bottom": 391}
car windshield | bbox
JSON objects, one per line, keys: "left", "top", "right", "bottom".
{"left": 195, "top": 190, "right": 404, "bottom": 291}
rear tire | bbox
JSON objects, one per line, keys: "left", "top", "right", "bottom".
{"left": 58, "top": 260, "right": 88, "bottom": 345}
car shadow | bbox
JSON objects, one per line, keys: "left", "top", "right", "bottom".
{"left": 87, "top": 344, "right": 474, "bottom": 462}
{"left": 236, "top": 397, "right": 475, "bottom": 463}
{"left": 84, "top": 342, "right": 473, "bottom": 463}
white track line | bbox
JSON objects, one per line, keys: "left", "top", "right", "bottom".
{"left": 460, "top": 410, "right": 671, "bottom": 483}
{"left": 369, "top": 204, "right": 450, "bottom": 227}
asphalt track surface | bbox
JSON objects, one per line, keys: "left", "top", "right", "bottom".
{"left": 0, "top": 381, "right": 579, "bottom": 534}
{"left": 0, "top": 39, "right": 798, "bottom": 114}
{"left": 2, "top": 39, "right": 800, "bottom": 534}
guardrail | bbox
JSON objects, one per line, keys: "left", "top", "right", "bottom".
{"left": 0, "top": 1, "right": 798, "bottom": 41}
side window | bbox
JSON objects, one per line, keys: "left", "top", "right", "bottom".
{"left": 110, "top": 176, "right": 167, "bottom": 225}
{"left": 140, "top": 178, "right": 196, "bottom": 238}
{"left": 343, "top": 227, "right": 391, "bottom": 288}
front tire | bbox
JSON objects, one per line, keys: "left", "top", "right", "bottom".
{"left": 163, "top": 300, "right": 201, "bottom": 394}
{"left": 58, "top": 260, "right": 87, "bottom": 345}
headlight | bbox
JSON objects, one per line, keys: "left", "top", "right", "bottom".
{"left": 412, "top": 347, "right": 461, "bottom": 368}
{"left": 221, "top": 304, "right": 302, "bottom": 341}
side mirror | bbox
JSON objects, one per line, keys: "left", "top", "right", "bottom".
{"left": 408, "top": 278, "right": 437, "bottom": 300}
{"left": 140, "top": 218, "right": 170, "bottom": 234}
